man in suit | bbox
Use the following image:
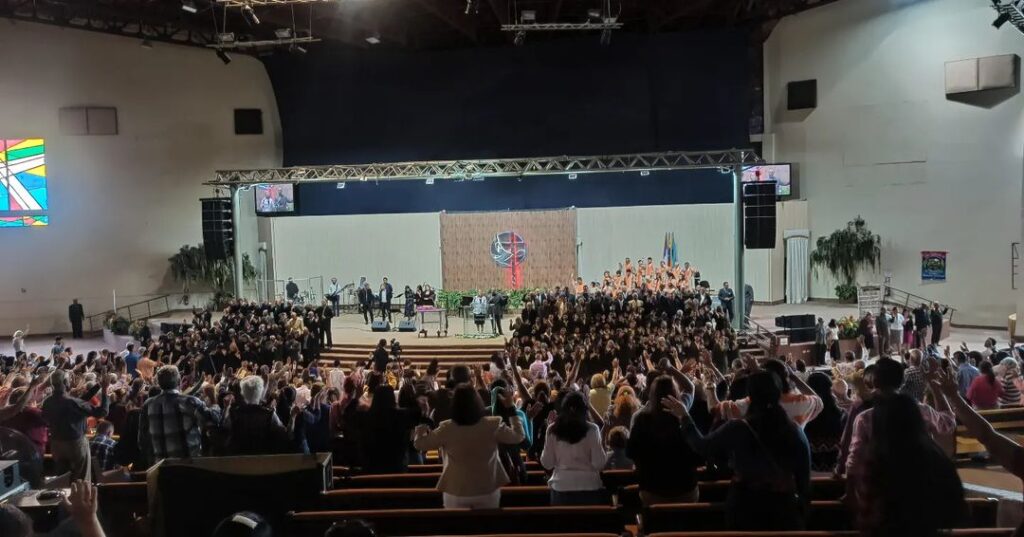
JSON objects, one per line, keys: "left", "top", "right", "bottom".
{"left": 68, "top": 299, "right": 85, "bottom": 339}
{"left": 357, "top": 282, "right": 375, "bottom": 325}
{"left": 489, "top": 291, "right": 507, "bottom": 336}
{"left": 379, "top": 277, "right": 394, "bottom": 323}
{"left": 718, "top": 282, "right": 735, "bottom": 322}
{"left": 318, "top": 299, "right": 334, "bottom": 348}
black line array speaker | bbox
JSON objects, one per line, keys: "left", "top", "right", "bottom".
{"left": 743, "top": 181, "right": 776, "bottom": 249}
{"left": 787, "top": 79, "right": 817, "bottom": 110}
{"left": 234, "top": 108, "right": 263, "bottom": 135}
{"left": 775, "top": 314, "right": 816, "bottom": 343}
{"left": 201, "top": 198, "right": 233, "bottom": 261}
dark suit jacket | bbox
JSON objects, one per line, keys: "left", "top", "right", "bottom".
{"left": 69, "top": 303, "right": 84, "bottom": 322}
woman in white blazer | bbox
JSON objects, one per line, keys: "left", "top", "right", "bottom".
{"left": 414, "top": 384, "right": 525, "bottom": 509}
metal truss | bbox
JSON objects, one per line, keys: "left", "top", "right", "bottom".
{"left": 215, "top": 0, "right": 339, "bottom": 5}
{"left": 208, "top": 149, "right": 763, "bottom": 185}
{"left": 500, "top": 22, "right": 623, "bottom": 32}
{"left": 0, "top": 0, "right": 217, "bottom": 47}
{"left": 992, "top": 1, "right": 1024, "bottom": 35}
{"left": 208, "top": 36, "right": 320, "bottom": 49}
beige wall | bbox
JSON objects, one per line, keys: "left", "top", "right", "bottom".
{"left": 0, "top": 22, "right": 282, "bottom": 335}
{"left": 765, "top": 0, "right": 1024, "bottom": 326}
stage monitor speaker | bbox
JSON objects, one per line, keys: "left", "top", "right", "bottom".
{"left": 371, "top": 320, "right": 391, "bottom": 332}
{"left": 787, "top": 79, "right": 817, "bottom": 110}
{"left": 743, "top": 181, "right": 776, "bottom": 249}
{"left": 201, "top": 197, "right": 233, "bottom": 261}
{"left": 398, "top": 320, "right": 416, "bottom": 332}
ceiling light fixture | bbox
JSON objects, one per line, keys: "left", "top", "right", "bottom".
{"left": 365, "top": 34, "right": 381, "bottom": 44}
{"left": 513, "top": 30, "right": 525, "bottom": 46}
{"left": 241, "top": 3, "right": 260, "bottom": 26}
{"left": 521, "top": 10, "right": 536, "bottom": 23}
{"left": 994, "top": 12, "right": 1011, "bottom": 27}
{"left": 182, "top": 0, "right": 198, "bottom": 13}
{"left": 216, "top": 49, "right": 232, "bottom": 64}
{"left": 290, "top": 44, "right": 307, "bottom": 54}
{"left": 217, "top": 32, "right": 236, "bottom": 43}
{"left": 275, "top": 28, "right": 292, "bottom": 38}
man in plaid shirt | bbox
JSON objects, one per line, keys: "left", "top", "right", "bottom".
{"left": 89, "top": 420, "right": 118, "bottom": 472}
{"left": 139, "top": 366, "right": 220, "bottom": 463}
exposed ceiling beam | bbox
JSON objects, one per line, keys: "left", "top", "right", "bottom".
{"left": 410, "top": 0, "right": 476, "bottom": 41}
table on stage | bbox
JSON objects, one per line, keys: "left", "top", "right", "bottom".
{"left": 416, "top": 306, "right": 448, "bottom": 337}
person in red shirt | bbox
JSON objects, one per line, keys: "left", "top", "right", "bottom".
{"left": 967, "top": 361, "right": 1003, "bottom": 410}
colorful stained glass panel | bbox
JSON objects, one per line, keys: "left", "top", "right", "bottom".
{"left": 0, "top": 215, "right": 48, "bottom": 227}
{"left": 1, "top": 138, "right": 48, "bottom": 227}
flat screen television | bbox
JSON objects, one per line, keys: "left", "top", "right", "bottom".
{"left": 741, "top": 164, "right": 792, "bottom": 197}
{"left": 254, "top": 183, "right": 296, "bottom": 215}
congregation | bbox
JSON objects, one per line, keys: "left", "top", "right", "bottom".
{"left": 0, "top": 259, "right": 1022, "bottom": 537}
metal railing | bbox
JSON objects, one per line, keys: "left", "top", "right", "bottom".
{"left": 882, "top": 285, "right": 957, "bottom": 324}
{"left": 742, "top": 316, "right": 779, "bottom": 357}
{"left": 86, "top": 295, "right": 172, "bottom": 332}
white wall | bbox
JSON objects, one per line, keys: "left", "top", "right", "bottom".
{"left": 765, "top": 0, "right": 1024, "bottom": 326}
{"left": 266, "top": 204, "right": 791, "bottom": 303}
{"left": 0, "top": 22, "right": 282, "bottom": 335}
{"left": 267, "top": 213, "right": 443, "bottom": 297}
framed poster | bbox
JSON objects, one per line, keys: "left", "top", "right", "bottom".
{"left": 921, "top": 251, "right": 947, "bottom": 281}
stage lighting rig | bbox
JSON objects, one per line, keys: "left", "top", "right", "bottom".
{"left": 241, "top": 3, "right": 261, "bottom": 25}
{"left": 990, "top": 0, "right": 1024, "bottom": 34}
{"left": 501, "top": 0, "right": 623, "bottom": 43}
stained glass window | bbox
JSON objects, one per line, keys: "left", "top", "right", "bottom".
{"left": 0, "top": 138, "right": 48, "bottom": 227}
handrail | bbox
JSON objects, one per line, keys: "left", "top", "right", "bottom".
{"left": 883, "top": 285, "right": 957, "bottom": 324}
{"left": 86, "top": 294, "right": 172, "bottom": 332}
{"left": 742, "top": 316, "right": 778, "bottom": 357}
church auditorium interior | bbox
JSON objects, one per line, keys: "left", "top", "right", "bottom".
{"left": 1, "top": 0, "right": 1024, "bottom": 536}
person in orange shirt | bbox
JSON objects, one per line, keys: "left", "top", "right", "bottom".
{"left": 622, "top": 258, "right": 634, "bottom": 277}
{"left": 574, "top": 277, "right": 586, "bottom": 296}
{"left": 644, "top": 257, "right": 655, "bottom": 278}
{"left": 682, "top": 262, "right": 696, "bottom": 289}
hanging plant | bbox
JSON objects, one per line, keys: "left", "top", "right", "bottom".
{"left": 810, "top": 216, "right": 882, "bottom": 301}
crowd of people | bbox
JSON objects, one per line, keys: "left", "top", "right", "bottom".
{"left": 1, "top": 258, "right": 1022, "bottom": 537}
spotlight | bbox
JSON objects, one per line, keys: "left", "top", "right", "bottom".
{"left": 993, "top": 12, "right": 1011, "bottom": 28}
{"left": 241, "top": 4, "right": 260, "bottom": 26}
{"left": 465, "top": 0, "right": 479, "bottom": 15}
{"left": 425, "top": 178, "right": 435, "bottom": 185}
{"left": 600, "top": 28, "right": 612, "bottom": 46}
{"left": 217, "top": 32, "right": 236, "bottom": 43}
{"left": 274, "top": 28, "right": 292, "bottom": 39}
{"left": 365, "top": 34, "right": 381, "bottom": 45}
{"left": 181, "top": 0, "right": 198, "bottom": 13}
{"left": 513, "top": 30, "right": 525, "bottom": 46}
{"left": 216, "top": 49, "right": 232, "bottom": 64}
{"left": 587, "top": 8, "right": 602, "bottom": 20}
{"left": 289, "top": 44, "right": 307, "bottom": 55}
{"left": 140, "top": 39, "right": 153, "bottom": 49}
{"left": 521, "top": 10, "right": 536, "bottom": 23}
{"left": 336, "top": 182, "right": 346, "bottom": 189}
{"left": 568, "top": 173, "right": 578, "bottom": 180}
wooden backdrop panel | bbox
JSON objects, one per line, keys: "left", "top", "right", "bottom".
{"left": 441, "top": 209, "right": 577, "bottom": 290}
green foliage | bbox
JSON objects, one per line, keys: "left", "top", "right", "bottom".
{"left": 436, "top": 288, "right": 531, "bottom": 311}
{"left": 810, "top": 216, "right": 881, "bottom": 300}
{"left": 834, "top": 283, "right": 859, "bottom": 302}
{"left": 168, "top": 244, "right": 257, "bottom": 295}
{"left": 128, "top": 320, "right": 147, "bottom": 339}
{"left": 836, "top": 315, "right": 861, "bottom": 340}
{"left": 104, "top": 314, "right": 131, "bottom": 335}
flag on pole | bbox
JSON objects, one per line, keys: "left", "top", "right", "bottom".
{"left": 663, "top": 232, "right": 678, "bottom": 266}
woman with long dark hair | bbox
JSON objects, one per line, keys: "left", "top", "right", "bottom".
{"left": 626, "top": 375, "right": 704, "bottom": 506}
{"left": 852, "top": 393, "right": 966, "bottom": 535}
{"left": 803, "top": 372, "right": 846, "bottom": 472}
{"left": 666, "top": 371, "right": 810, "bottom": 530}
{"left": 540, "top": 391, "right": 607, "bottom": 505}
{"left": 357, "top": 384, "right": 421, "bottom": 473}
{"left": 413, "top": 384, "right": 525, "bottom": 509}
{"left": 967, "top": 360, "right": 1003, "bottom": 410}
{"left": 275, "top": 385, "right": 319, "bottom": 454}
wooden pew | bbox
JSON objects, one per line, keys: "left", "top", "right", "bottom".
{"left": 642, "top": 498, "right": 1000, "bottom": 533}
{"left": 318, "top": 486, "right": 555, "bottom": 510}
{"left": 619, "top": 478, "right": 845, "bottom": 509}
{"left": 648, "top": 531, "right": 1014, "bottom": 537}
{"left": 957, "top": 406, "right": 1024, "bottom": 454}
{"left": 96, "top": 482, "right": 148, "bottom": 537}
{"left": 335, "top": 470, "right": 548, "bottom": 488}
{"left": 287, "top": 506, "right": 624, "bottom": 537}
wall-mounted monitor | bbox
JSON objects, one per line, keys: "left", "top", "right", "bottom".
{"left": 742, "top": 164, "right": 792, "bottom": 197}
{"left": 254, "top": 183, "right": 296, "bottom": 215}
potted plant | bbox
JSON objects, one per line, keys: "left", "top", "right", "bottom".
{"left": 810, "top": 216, "right": 882, "bottom": 302}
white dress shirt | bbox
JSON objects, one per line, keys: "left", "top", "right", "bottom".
{"left": 540, "top": 422, "right": 606, "bottom": 492}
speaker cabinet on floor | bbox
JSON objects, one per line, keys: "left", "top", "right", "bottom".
{"left": 201, "top": 198, "right": 233, "bottom": 261}
{"left": 743, "top": 181, "right": 777, "bottom": 249}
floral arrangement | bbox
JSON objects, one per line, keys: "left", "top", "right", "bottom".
{"left": 836, "top": 315, "right": 860, "bottom": 340}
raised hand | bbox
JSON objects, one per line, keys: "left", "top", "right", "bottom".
{"left": 660, "top": 395, "right": 690, "bottom": 420}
